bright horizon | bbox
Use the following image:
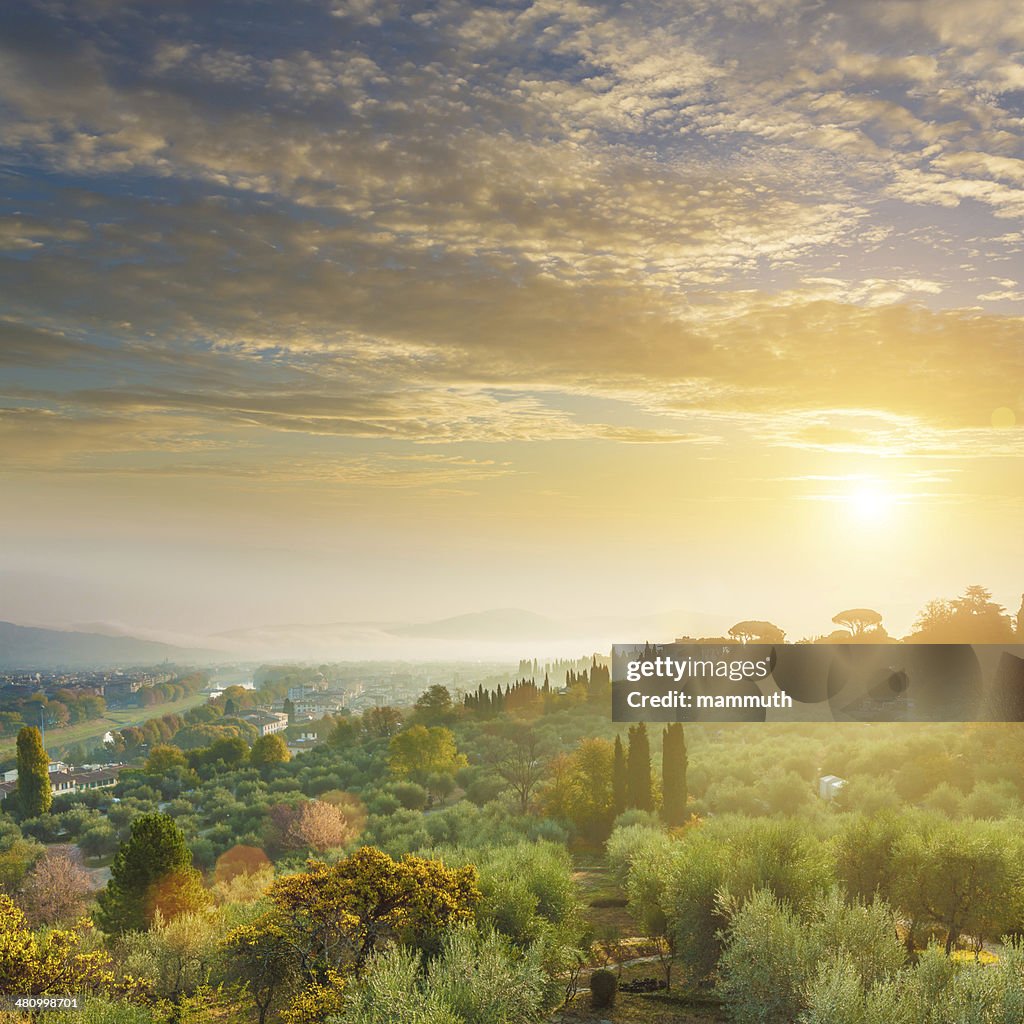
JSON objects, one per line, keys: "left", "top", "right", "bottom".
{"left": 2, "top": 1, "right": 1023, "bottom": 652}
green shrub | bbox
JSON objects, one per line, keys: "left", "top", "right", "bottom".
{"left": 719, "top": 888, "right": 905, "bottom": 1024}
{"left": 338, "top": 927, "right": 548, "bottom": 1024}
{"left": 611, "top": 809, "right": 662, "bottom": 832}
{"left": 663, "top": 831, "right": 729, "bottom": 984}
{"left": 718, "top": 889, "right": 812, "bottom": 1024}
{"left": 392, "top": 781, "right": 429, "bottom": 811}
{"left": 338, "top": 945, "right": 458, "bottom": 1024}
{"left": 801, "top": 958, "right": 921, "bottom": 1024}
{"left": 590, "top": 968, "right": 617, "bottom": 1009}
{"left": 49, "top": 1001, "right": 156, "bottom": 1024}
{"left": 606, "top": 823, "right": 669, "bottom": 884}
{"left": 439, "top": 841, "right": 580, "bottom": 947}
{"left": 427, "top": 927, "right": 548, "bottom": 1023}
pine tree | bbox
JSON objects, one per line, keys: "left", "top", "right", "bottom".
{"left": 15, "top": 726, "right": 51, "bottom": 819}
{"left": 612, "top": 735, "right": 628, "bottom": 816}
{"left": 626, "top": 723, "right": 653, "bottom": 811}
{"left": 661, "top": 723, "right": 688, "bottom": 826}
{"left": 96, "top": 812, "right": 207, "bottom": 933}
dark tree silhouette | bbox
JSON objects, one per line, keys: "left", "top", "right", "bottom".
{"left": 831, "top": 608, "right": 884, "bottom": 636}
{"left": 612, "top": 735, "right": 628, "bottom": 817}
{"left": 626, "top": 723, "right": 653, "bottom": 812}
{"left": 728, "top": 621, "right": 785, "bottom": 644}
{"left": 911, "top": 586, "right": 1014, "bottom": 642}
{"left": 661, "top": 723, "right": 688, "bottom": 827}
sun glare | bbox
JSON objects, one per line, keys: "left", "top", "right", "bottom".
{"left": 848, "top": 483, "right": 896, "bottom": 523}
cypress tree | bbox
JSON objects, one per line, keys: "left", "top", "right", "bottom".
{"left": 661, "top": 723, "right": 689, "bottom": 826}
{"left": 15, "top": 726, "right": 51, "bottom": 819}
{"left": 612, "top": 735, "right": 628, "bottom": 816}
{"left": 626, "top": 723, "right": 653, "bottom": 811}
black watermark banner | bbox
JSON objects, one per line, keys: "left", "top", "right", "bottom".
{"left": 612, "top": 643, "right": 1024, "bottom": 722}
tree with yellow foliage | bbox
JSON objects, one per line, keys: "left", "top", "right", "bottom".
{"left": 223, "top": 847, "right": 480, "bottom": 1023}
{"left": 0, "top": 893, "right": 146, "bottom": 997}
{"left": 388, "top": 725, "right": 467, "bottom": 794}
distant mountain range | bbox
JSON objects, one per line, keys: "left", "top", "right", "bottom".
{"left": 212, "top": 606, "right": 730, "bottom": 661}
{"left": 0, "top": 621, "right": 217, "bottom": 670}
{"left": 0, "top": 606, "right": 731, "bottom": 667}
{"left": 389, "top": 608, "right": 568, "bottom": 641}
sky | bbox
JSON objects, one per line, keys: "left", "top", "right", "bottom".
{"left": 1, "top": 0, "right": 1023, "bottom": 649}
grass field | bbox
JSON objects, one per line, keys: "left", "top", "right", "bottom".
{"left": 556, "top": 988, "right": 725, "bottom": 1024}
{"left": 0, "top": 689, "right": 212, "bottom": 759}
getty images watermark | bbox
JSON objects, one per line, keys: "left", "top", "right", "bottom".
{"left": 612, "top": 642, "right": 1024, "bottom": 723}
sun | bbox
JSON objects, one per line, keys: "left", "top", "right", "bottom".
{"left": 848, "top": 483, "right": 896, "bottom": 523}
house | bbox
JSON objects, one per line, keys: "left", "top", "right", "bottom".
{"left": 286, "top": 730, "right": 321, "bottom": 757}
{"left": 240, "top": 710, "right": 289, "bottom": 737}
{"left": 69, "top": 765, "right": 123, "bottom": 792}
{"left": 3, "top": 760, "right": 69, "bottom": 783}
{"left": 818, "top": 775, "right": 846, "bottom": 801}
{"left": 0, "top": 763, "right": 122, "bottom": 801}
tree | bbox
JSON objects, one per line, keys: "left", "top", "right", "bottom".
{"left": 267, "top": 800, "right": 354, "bottom": 853}
{"left": 0, "top": 894, "right": 122, "bottom": 996}
{"left": 911, "top": 586, "right": 1014, "bottom": 642}
{"left": 612, "top": 736, "right": 628, "bottom": 817}
{"left": 251, "top": 733, "right": 290, "bottom": 767}
{"left": 19, "top": 849, "right": 94, "bottom": 926}
{"left": 894, "top": 820, "right": 1018, "bottom": 954}
{"left": 910, "top": 598, "right": 956, "bottom": 640}
{"left": 282, "top": 698, "right": 294, "bottom": 722}
{"left": 15, "top": 726, "right": 51, "bottom": 819}
{"left": 833, "top": 813, "right": 903, "bottom": 907}
{"left": 0, "top": 837, "right": 43, "bottom": 895}
{"left": 208, "top": 734, "right": 250, "bottom": 766}
{"left": 413, "top": 685, "right": 454, "bottom": 725}
{"left": 0, "top": 711, "right": 23, "bottom": 737}
{"left": 661, "top": 723, "right": 688, "bottom": 827}
{"left": 728, "top": 621, "right": 785, "bottom": 644}
{"left": 627, "top": 723, "right": 653, "bottom": 812}
{"left": 228, "top": 847, "right": 480, "bottom": 990}
{"left": 223, "top": 916, "right": 295, "bottom": 1024}
{"left": 388, "top": 726, "right": 466, "bottom": 787}
{"left": 362, "top": 706, "right": 403, "bottom": 738}
{"left": 96, "top": 812, "right": 209, "bottom": 934}
{"left": 488, "top": 723, "right": 550, "bottom": 814}
{"left": 144, "top": 744, "right": 187, "bottom": 774}
{"left": 543, "top": 738, "right": 616, "bottom": 842}
{"left": 831, "top": 608, "right": 885, "bottom": 637}
{"left": 119, "top": 908, "right": 223, "bottom": 1001}
{"left": 426, "top": 771, "right": 456, "bottom": 805}
{"left": 79, "top": 824, "right": 119, "bottom": 860}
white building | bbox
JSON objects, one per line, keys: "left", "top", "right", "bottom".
{"left": 0, "top": 764, "right": 122, "bottom": 800}
{"left": 241, "top": 710, "right": 289, "bottom": 737}
{"left": 818, "top": 775, "right": 846, "bottom": 801}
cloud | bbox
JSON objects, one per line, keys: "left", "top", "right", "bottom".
{"left": 0, "top": 0, "right": 1022, "bottom": 484}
